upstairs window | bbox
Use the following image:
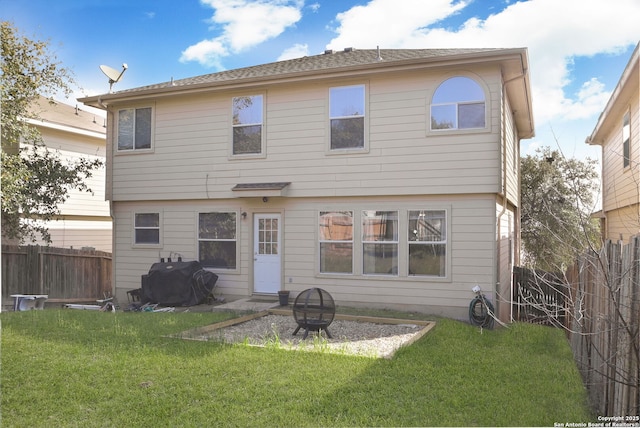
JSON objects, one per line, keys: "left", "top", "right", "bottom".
{"left": 232, "top": 95, "right": 263, "bottom": 155}
{"left": 431, "top": 77, "right": 485, "bottom": 130}
{"left": 118, "top": 107, "right": 152, "bottom": 151}
{"left": 623, "top": 111, "right": 630, "bottom": 168}
{"left": 330, "top": 85, "right": 365, "bottom": 150}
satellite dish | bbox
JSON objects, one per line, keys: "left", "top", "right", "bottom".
{"left": 99, "top": 63, "right": 128, "bottom": 93}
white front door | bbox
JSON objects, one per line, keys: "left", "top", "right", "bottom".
{"left": 253, "top": 214, "right": 281, "bottom": 294}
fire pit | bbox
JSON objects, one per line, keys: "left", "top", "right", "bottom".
{"left": 292, "top": 287, "right": 335, "bottom": 339}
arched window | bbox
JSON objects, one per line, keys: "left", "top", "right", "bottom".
{"left": 431, "top": 76, "right": 485, "bottom": 130}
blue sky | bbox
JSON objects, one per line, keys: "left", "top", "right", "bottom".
{"left": 4, "top": 0, "right": 639, "bottom": 162}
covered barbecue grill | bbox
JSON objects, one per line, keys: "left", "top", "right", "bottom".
{"left": 141, "top": 260, "right": 217, "bottom": 306}
{"left": 292, "top": 287, "right": 335, "bottom": 339}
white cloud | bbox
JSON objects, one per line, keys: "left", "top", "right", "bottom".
{"left": 180, "top": 38, "right": 228, "bottom": 69}
{"left": 180, "top": 0, "right": 303, "bottom": 68}
{"left": 327, "top": 0, "right": 640, "bottom": 127}
{"left": 327, "top": 0, "right": 469, "bottom": 50}
{"left": 308, "top": 2, "right": 320, "bottom": 13}
{"left": 278, "top": 43, "right": 309, "bottom": 61}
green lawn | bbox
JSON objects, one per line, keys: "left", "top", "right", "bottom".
{"left": 1, "top": 309, "right": 593, "bottom": 427}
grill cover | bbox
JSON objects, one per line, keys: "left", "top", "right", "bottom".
{"left": 142, "top": 261, "right": 217, "bottom": 306}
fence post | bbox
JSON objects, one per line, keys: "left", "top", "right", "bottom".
{"left": 25, "top": 245, "right": 41, "bottom": 295}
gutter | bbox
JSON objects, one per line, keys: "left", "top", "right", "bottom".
{"left": 24, "top": 117, "right": 105, "bottom": 139}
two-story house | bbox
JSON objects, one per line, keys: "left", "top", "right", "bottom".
{"left": 80, "top": 47, "right": 534, "bottom": 321}
{"left": 22, "top": 97, "right": 111, "bottom": 252}
{"left": 587, "top": 42, "right": 640, "bottom": 243}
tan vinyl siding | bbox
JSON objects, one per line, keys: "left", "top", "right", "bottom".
{"left": 605, "top": 204, "right": 640, "bottom": 242}
{"left": 112, "top": 195, "right": 497, "bottom": 319}
{"left": 38, "top": 128, "right": 109, "bottom": 217}
{"left": 23, "top": 122, "right": 113, "bottom": 252}
{"left": 600, "top": 90, "right": 640, "bottom": 242}
{"left": 496, "top": 203, "right": 515, "bottom": 320}
{"left": 602, "top": 136, "right": 638, "bottom": 211}
{"left": 589, "top": 46, "right": 638, "bottom": 243}
{"left": 601, "top": 91, "right": 640, "bottom": 213}
{"left": 502, "top": 91, "right": 520, "bottom": 204}
{"left": 109, "top": 68, "right": 503, "bottom": 202}
{"left": 40, "top": 223, "right": 112, "bottom": 252}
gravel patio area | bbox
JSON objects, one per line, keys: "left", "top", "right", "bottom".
{"left": 178, "top": 312, "right": 436, "bottom": 358}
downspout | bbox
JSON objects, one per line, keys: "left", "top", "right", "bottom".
{"left": 109, "top": 200, "right": 116, "bottom": 297}
{"left": 97, "top": 96, "right": 107, "bottom": 110}
{"left": 99, "top": 100, "right": 116, "bottom": 298}
{"left": 496, "top": 83, "right": 507, "bottom": 322}
{"left": 498, "top": 70, "right": 527, "bottom": 323}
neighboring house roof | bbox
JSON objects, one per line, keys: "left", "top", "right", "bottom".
{"left": 80, "top": 47, "right": 534, "bottom": 138}
{"left": 27, "top": 96, "right": 106, "bottom": 138}
{"left": 586, "top": 41, "right": 639, "bottom": 145}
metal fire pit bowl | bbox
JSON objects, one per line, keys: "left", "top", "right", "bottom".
{"left": 292, "top": 287, "right": 335, "bottom": 339}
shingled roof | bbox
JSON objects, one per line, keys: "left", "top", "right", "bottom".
{"left": 85, "top": 47, "right": 519, "bottom": 99}
{"left": 28, "top": 96, "right": 106, "bottom": 135}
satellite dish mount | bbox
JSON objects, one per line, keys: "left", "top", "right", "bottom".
{"left": 99, "top": 63, "right": 128, "bottom": 93}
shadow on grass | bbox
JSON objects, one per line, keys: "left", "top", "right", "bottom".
{"left": 1, "top": 310, "right": 593, "bottom": 427}
{"left": 304, "top": 319, "right": 594, "bottom": 427}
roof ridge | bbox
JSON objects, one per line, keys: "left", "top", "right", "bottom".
{"left": 90, "top": 47, "right": 524, "bottom": 98}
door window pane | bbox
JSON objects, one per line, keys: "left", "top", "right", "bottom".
{"left": 258, "top": 218, "right": 278, "bottom": 255}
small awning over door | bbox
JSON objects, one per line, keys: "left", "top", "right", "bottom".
{"left": 231, "top": 182, "right": 291, "bottom": 198}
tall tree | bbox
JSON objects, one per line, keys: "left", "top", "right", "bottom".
{"left": 520, "top": 147, "right": 600, "bottom": 271}
{"left": 1, "top": 21, "right": 103, "bottom": 244}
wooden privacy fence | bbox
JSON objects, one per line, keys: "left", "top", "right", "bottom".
{"left": 567, "top": 238, "right": 640, "bottom": 417}
{"left": 2, "top": 245, "right": 112, "bottom": 304}
{"left": 512, "top": 266, "right": 567, "bottom": 327}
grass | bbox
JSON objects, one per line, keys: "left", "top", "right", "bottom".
{"left": 1, "top": 309, "right": 593, "bottom": 427}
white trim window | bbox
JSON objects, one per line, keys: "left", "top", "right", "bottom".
{"left": 362, "top": 210, "right": 398, "bottom": 275}
{"left": 408, "top": 210, "right": 447, "bottom": 277}
{"left": 623, "top": 111, "right": 631, "bottom": 169}
{"left": 330, "top": 85, "right": 365, "bottom": 150}
{"left": 198, "top": 212, "right": 237, "bottom": 269}
{"left": 134, "top": 213, "right": 160, "bottom": 245}
{"left": 431, "top": 77, "right": 485, "bottom": 130}
{"left": 118, "top": 107, "right": 152, "bottom": 151}
{"left": 319, "top": 211, "right": 353, "bottom": 274}
{"left": 232, "top": 95, "right": 263, "bottom": 155}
